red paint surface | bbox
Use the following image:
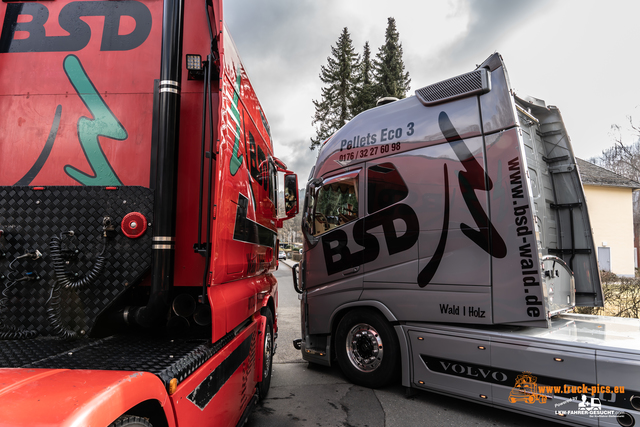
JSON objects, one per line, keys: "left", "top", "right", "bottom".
{"left": 0, "top": 369, "right": 175, "bottom": 427}
{"left": 0, "top": 0, "right": 288, "bottom": 424}
{"left": 169, "top": 321, "right": 258, "bottom": 426}
{"left": 0, "top": 0, "right": 162, "bottom": 187}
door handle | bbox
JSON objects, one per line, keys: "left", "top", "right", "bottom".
{"left": 343, "top": 266, "right": 360, "bottom": 276}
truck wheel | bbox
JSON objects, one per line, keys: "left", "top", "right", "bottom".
{"left": 257, "top": 309, "right": 274, "bottom": 400}
{"left": 109, "top": 415, "right": 152, "bottom": 427}
{"left": 335, "top": 308, "right": 399, "bottom": 388}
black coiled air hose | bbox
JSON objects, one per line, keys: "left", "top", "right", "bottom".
{"left": 0, "top": 322, "right": 38, "bottom": 340}
{"left": 46, "top": 232, "right": 108, "bottom": 339}
{"left": 50, "top": 233, "right": 107, "bottom": 290}
{"left": 0, "top": 253, "right": 40, "bottom": 340}
{"left": 45, "top": 284, "right": 77, "bottom": 339}
{"left": 0, "top": 279, "right": 38, "bottom": 339}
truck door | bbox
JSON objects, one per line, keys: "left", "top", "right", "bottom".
{"left": 302, "top": 169, "right": 364, "bottom": 334}
{"left": 361, "top": 161, "right": 419, "bottom": 284}
{"left": 360, "top": 137, "right": 495, "bottom": 325}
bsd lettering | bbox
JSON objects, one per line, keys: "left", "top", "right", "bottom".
{"left": 321, "top": 203, "right": 419, "bottom": 276}
{"left": 0, "top": 1, "right": 152, "bottom": 53}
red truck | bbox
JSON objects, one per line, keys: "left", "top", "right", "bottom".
{"left": 0, "top": 0, "right": 298, "bottom": 425}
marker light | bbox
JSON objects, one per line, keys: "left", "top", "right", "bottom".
{"left": 168, "top": 378, "right": 178, "bottom": 395}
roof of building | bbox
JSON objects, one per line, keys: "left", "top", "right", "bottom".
{"left": 576, "top": 158, "right": 640, "bottom": 190}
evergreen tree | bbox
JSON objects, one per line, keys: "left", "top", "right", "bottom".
{"left": 351, "top": 42, "right": 377, "bottom": 116}
{"left": 310, "top": 27, "right": 359, "bottom": 150}
{"left": 373, "top": 17, "right": 411, "bottom": 101}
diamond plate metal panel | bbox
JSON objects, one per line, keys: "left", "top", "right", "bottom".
{"left": 0, "top": 334, "right": 231, "bottom": 390}
{"left": 0, "top": 186, "right": 153, "bottom": 338}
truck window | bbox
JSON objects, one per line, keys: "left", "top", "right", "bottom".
{"left": 367, "top": 163, "right": 408, "bottom": 214}
{"left": 310, "top": 172, "right": 359, "bottom": 237}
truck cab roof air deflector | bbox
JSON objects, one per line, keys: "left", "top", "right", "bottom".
{"left": 415, "top": 68, "right": 491, "bottom": 106}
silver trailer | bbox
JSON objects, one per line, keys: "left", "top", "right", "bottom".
{"left": 294, "top": 53, "right": 640, "bottom": 426}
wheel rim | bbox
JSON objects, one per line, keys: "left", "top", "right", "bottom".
{"left": 345, "top": 323, "right": 383, "bottom": 372}
{"left": 263, "top": 329, "right": 272, "bottom": 379}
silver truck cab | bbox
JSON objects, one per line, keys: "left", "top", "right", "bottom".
{"left": 294, "top": 54, "right": 640, "bottom": 427}
{"left": 299, "top": 53, "right": 600, "bottom": 337}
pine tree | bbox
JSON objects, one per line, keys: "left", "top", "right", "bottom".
{"left": 373, "top": 17, "right": 411, "bottom": 101}
{"left": 310, "top": 27, "right": 359, "bottom": 150}
{"left": 352, "top": 42, "right": 377, "bottom": 116}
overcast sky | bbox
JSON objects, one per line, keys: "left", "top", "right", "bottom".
{"left": 225, "top": 0, "right": 640, "bottom": 182}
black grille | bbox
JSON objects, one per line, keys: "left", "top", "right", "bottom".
{"left": 415, "top": 69, "right": 490, "bottom": 106}
{"left": 0, "top": 186, "right": 153, "bottom": 337}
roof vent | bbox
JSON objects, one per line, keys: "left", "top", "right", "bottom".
{"left": 376, "top": 97, "right": 399, "bottom": 106}
{"left": 415, "top": 68, "right": 491, "bottom": 106}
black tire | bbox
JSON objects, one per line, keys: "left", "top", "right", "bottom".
{"left": 257, "top": 309, "right": 274, "bottom": 400}
{"left": 109, "top": 415, "right": 152, "bottom": 427}
{"left": 335, "top": 308, "right": 399, "bottom": 389}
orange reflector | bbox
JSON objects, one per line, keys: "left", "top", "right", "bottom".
{"left": 168, "top": 378, "right": 178, "bottom": 394}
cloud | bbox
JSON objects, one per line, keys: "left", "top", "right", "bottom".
{"left": 223, "top": 0, "right": 640, "bottom": 181}
{"left": 458, "top": 0, "right": 552, "bottom": 57}
{"left": 409, "top": 0, "right": 552, "bottom": 81}
{"left": 225, "top": 0, "right": 345, "bottom": 181}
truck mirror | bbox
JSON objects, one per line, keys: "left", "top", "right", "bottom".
{"left": 277, "top": 172, "right": 298, "bottom": 228}
{"left": 284, "top": 173, "right": 299, "bottom": 216}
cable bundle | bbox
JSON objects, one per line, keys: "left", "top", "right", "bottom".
{"left": 0, "top": 252, "right": 41, "bottom": 340}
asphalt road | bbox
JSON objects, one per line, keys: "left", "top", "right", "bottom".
{"left": 246, "top": 262, "right": 564, "bottom": 427}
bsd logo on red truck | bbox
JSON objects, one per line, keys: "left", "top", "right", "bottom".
{"left": 0, "top": 1, "right": 151, "bottom": 53}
